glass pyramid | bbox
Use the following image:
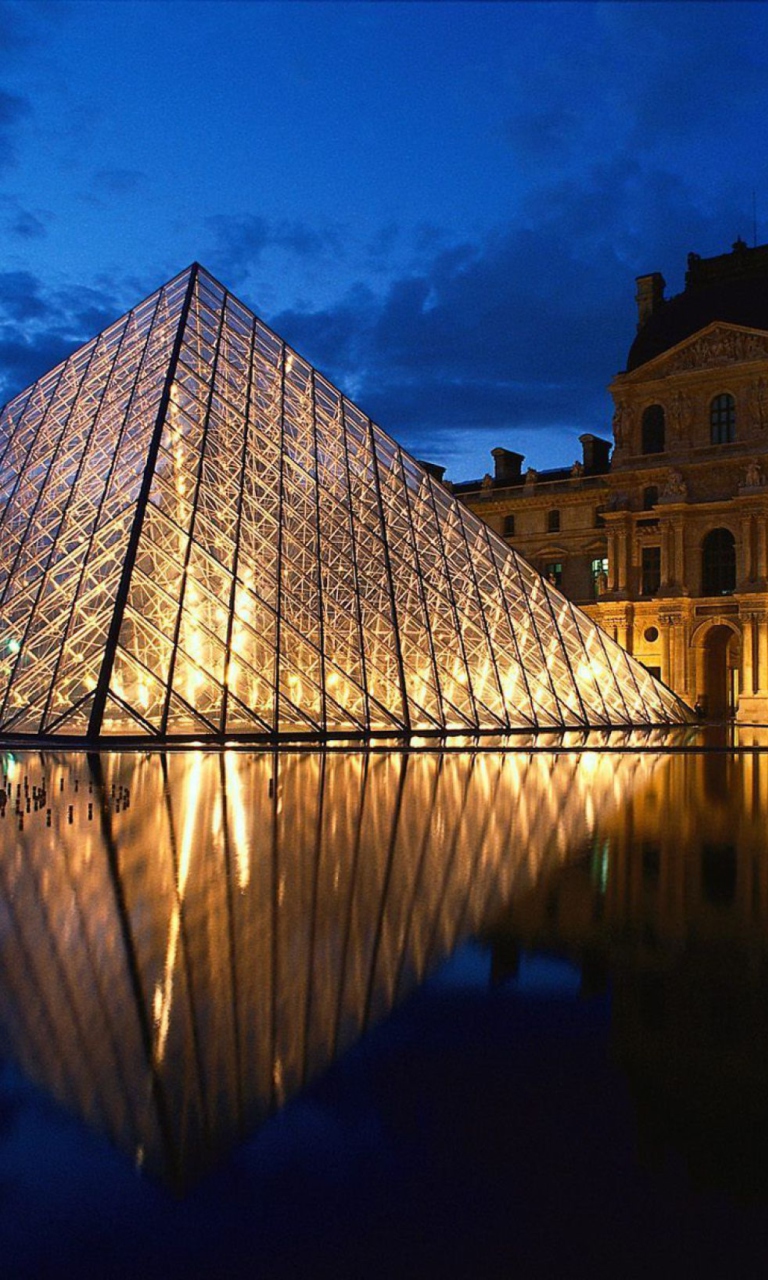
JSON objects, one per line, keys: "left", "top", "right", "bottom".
{"left": 0, "top": 264, "right": 690, "bottom": 741}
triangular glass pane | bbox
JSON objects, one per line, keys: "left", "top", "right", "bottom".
{"left": 0, "top": 264, "right": 691, "bottom": 740}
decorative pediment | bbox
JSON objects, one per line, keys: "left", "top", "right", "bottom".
{"left": 621, "top": 322, "right": 768, "bottom": 382}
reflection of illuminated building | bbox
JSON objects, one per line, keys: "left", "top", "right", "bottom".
{"left": 0, "top": 265, "right": 687, "bottom": 742}
{"left": 0, "top": 745, "right": 657, "bottom": 1186}
{"left": 487, "top": 748, "right": 768, "bottom": 1198}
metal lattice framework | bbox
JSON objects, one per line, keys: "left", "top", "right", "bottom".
{"left": 0, "top": 264, "right": 689, "bottom": 740}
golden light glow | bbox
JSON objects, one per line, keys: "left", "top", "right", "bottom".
{"left": 0, "top": 265, "right": 691, "bottom": 739}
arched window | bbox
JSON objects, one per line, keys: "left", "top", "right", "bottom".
{"left": 641, "top": 405, "right": 665, "bottom": 454}
{"left": 701, "top": 527, "right": 736, "bottom": 595}
{"left": 642, "top": 485, "right": 659, "bottom": 510}
{"left": 547, "top": 509, "right": 560, "bottom": 533}
{"left": 710, "top": 393, "right": 736, "bottom": 444}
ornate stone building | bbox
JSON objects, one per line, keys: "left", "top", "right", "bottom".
{"left": 454, "top": 240, "right": 768, "bottom": 721}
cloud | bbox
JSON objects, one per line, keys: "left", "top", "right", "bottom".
{"left": 0, "top": 1, "right": 34, "bottom": 52}
{"left": 0, "top": 271, "right": 49, "bottom": 323}
{"left": 266, "top": 154, "right": 755, "bottom": 477}
{"left": 0, "top": 88, "right": 30, "bottom": 172}
{"left": 505, "top": 107, "right": 581, "bottom": 165}
{"left": 0, "top": 333, "right": 76, "bottom": 400}
{"left": 0, "top": 195, "right": 49, "bottom": 239}
{"left": 601, "top": 4, "right": 768, "bottom": 145}
{"left": 0, "top": 271, "right": 122, "bottom": 407}
{"left": 205, "top": 213, "right": 345, "bottom": 281}
{"left": 0, "top": 90, "right": 27, "bottom": 127}
{"left": 92, "top": 168, "right": 147, "bottom": 196}
{"left": 499, "top": 2, "right": 768, "bottom": 214}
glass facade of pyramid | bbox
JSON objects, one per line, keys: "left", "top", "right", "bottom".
{"left": 0, "top": 264, "right": 690, "bottom": 741}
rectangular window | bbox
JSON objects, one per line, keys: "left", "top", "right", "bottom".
{"left": 644, "top": 665, "right": 662, "bottom": 680}
{"left": 591, "top": 556, "right": 609, "bottom": 597}
{"left": 545, "top": 561, "right": 563, "bottom": 588}
{"left": 641, "top": 546, "right": 661, "bottom": 596}
{"left": 503, "top": 514, "right": 515, "bottom": 537}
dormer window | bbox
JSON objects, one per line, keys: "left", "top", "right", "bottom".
{"left": 641, "top": 405, "right": 665, "bottom": 454}
{"left": 547, "top": 509, "right": 560, "bottom": 533}
{"left": 710, "top": 393, "right": 735, "bottom": 444}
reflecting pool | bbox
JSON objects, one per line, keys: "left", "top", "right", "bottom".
{"left": 2, "top": 736, "right": 768, "bottom": 1275}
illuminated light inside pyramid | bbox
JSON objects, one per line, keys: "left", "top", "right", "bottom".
{"left": 0, "top": 264, "right": 691, "bottom": 739}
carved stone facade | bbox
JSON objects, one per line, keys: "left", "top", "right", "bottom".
{"left": 454, "top": 241, "right": 768, "bottom": 723}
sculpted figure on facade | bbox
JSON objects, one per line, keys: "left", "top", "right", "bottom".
{"left": 661, "top": 469, "right": 687, "bottom": 500}
{"left": 612, "top": 401, "right": 629, "bottom": 448}
{"left": 743, "top": 460, "right": 765, "bottom": 489}
{"left": 524, "top": 467, "right": 537, "bottom": 487}
{"left": 749, "top": 378, "right": 768, "bottom": 431}
{"left": 665, "top": 328, "right": 768, "bottom": 374}
{"left": 669, "top": 389, "right": 694, "bottom": 444}
{"left": 481, "top": 472, "right": 493, "bottom": 490}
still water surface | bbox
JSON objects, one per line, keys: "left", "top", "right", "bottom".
{"left": 2, "top": 734, "right": 768, "bottom": 1276}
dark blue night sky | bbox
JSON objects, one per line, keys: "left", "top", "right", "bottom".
{"left": 1, "top": 0, "right": 767, "bottom": 479}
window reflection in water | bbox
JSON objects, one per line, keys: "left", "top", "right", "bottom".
{"left": 0, "top": 742, "right": 664, "bottom": 1188}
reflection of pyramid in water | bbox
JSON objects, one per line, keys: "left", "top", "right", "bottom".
{"left": 0, "top": 748, "right": 662, "bottom": 1185}
{"left": 0, "top": 265, "right": 688, "bottom": 739}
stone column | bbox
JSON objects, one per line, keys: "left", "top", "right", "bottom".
{"left": 606, "top": 528, "right": 618, "bottom": 593}
{"left": 741, "top": 513, "right": 754, "bottom": 587}
{"left": 660, "top": 612, "right": 673, "bottom": 689}
{"left": 757, "top": 611, "right": 768, "bottom": 696}
{"left": 616, "top": 521, "right": 629, "bottom": 595}
{"left": 658, "top": 611, "right": 683, "bottom": 694}
{"left": 693, "top": 643, "right": 705, "bottom": 705}
{"left": 659, "top": 519, "right": 671, "bottom": 591}
{"left": 604, "top": 607, "right": 631, "bottom": 653}
{"left": 672, "top": 518, "right": 686, "bottom": 592}
{"left": 757, "top": 515, "right": 768, "bottom": 585}
{"left": 742, "top": 612, "right": 755, "bottom": 696}
{"left": 735, "top": 610, "right": 768, "bottom": 722}
{"left": 676, "top": 618, "right": 692, "bottom": 703}
{"left": 616, "top": 610, "right": 629, "bottom": 652}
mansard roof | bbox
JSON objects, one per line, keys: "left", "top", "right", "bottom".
{"left": 628, "top": 242, "right": 768, "bottom": 372}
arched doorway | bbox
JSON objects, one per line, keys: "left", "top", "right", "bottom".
{"left": 702, "top": 624, "right": 739, "bottom": 718}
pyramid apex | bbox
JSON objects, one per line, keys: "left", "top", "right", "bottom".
{"left": 0, "top": 267, "right": 691, "bottom": 740}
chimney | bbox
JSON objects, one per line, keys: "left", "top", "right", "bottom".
{"left": 418, "top": 460, "right": 446, "bottom": 483}
{"left": 491, "top": 448, "right": 525, "bottom": 484}
{"left": 579, "top": 434, "right": 611, "bottom": 474}
{"left": 635, "top": 272, "right": 666, "bottom": 328}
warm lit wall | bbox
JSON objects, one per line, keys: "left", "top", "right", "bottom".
{"left": 460, "top": 320, "right": 768, "bottom": 721}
